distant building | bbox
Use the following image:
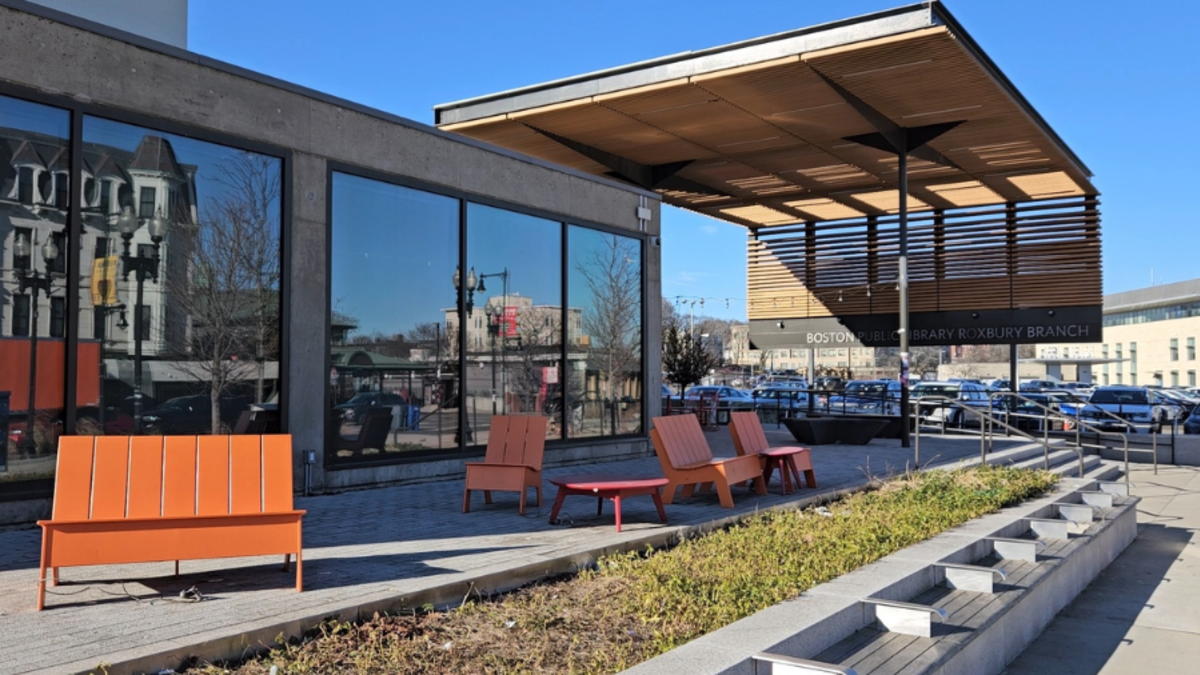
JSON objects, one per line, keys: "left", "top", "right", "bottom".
{"left": 1041, "top": 279, "right": 1200, "bottom": 388}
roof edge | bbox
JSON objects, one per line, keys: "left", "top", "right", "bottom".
{"left": 434, "top": 2, "right": 935, "bottom": 124}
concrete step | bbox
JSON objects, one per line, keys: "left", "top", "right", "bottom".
{"left": 982, "top": 439, "right": 1067, "bottom": 467}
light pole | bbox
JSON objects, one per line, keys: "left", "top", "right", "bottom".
{"left": 13, "top": 232, "right": 59, "bottom": 455}
{"left": 116, "top": 204, "right": 169, "bottom": 433}
{"left": 451, "top": 265, "right": 477, "bottom": 444}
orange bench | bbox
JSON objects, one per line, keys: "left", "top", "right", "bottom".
{"left": 37, "top": 435, "right": 305, "bottom": 611}
{"left": 650, "top": 415, "right": 766, "bottom": 508}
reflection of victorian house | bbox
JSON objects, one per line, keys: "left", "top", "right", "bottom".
{"left": 1, "top": 126, "right": 201, "bottom": 402}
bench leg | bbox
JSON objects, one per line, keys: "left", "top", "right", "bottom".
{"left": 484, "top": 490, "right": 493, "bottom": 505}
{"left": 283, "top": 553, "right": 291, "bottom": 572}
{"left": 613, "top": 495, "right": 623, "bottom": 532}
{"left": 652, "top": 490, "right": 668, "bottom": 524}
{"left": 295, "top": 549, "right": 303, "bottom": 592}
{"left": 534, "top": 484, "right": 542, "bottom": 507}
{"left": 52, "top": 567, "right": 59, "bottom": 586}
{"left": 174, "top": 560, "right": 180, "bottom": 577}
{"left": 660, "top": 480, "right": 681, "bottom": 505}
{"left": 715, "top": 481, "right": 736, "bottom": 508}
{"left": 462, "top": 488, "right": 472, "bottom": 513}
{"left": 518, "top": 489, "right": 526, "bottom": 516}
{"left": 804, "top": 469, "right": 818, "bottom": 489}
{"left": 596, "top": 496, "right": 604, "bottom": 516}
{"left": 548, "top": 487, "right": 568, "bottom": 523}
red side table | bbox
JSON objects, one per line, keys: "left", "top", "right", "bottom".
{"left": 547, "top": 475, "right": 669, "bottom": 532}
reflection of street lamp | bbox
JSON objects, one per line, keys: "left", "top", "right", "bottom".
{"left": 485, "top": 305, "right": 500, "bottom": 415}
{"left": 451, "top": 265, "right": 477, "bottom": 444}
{"left": 477, "top": 269, "right": 509, "bottom": 414}
{"left": 13, "top": 232, "right": 59, "bottom": 455}
{"left": 117, "top": 204, "right": 169, "bottom": 433}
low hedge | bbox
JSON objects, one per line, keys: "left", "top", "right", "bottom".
{"left": 196, "top": 464, "right": 1058, "bottom": 675}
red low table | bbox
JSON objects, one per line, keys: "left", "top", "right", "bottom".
{"left": 547, "top": 474, "right": 669, "bottom": 532}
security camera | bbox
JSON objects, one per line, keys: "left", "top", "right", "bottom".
{"left": 650, "top": 236, "right": 661, "bottom": 247}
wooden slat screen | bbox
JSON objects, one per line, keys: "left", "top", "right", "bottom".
{"left": 748, "top": 196, "right": 1100, "bottom": 320}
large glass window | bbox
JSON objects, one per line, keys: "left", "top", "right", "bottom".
{"left": 567, "top": 226, "right": 643, "bottom": 438}
{"left": 330, "top": 173, "right": 460, "bottom": 461}
{"left": 80, "top": 116, "right": 283, "bottom": 438}
{"left": 1, "top": 95, "right": 70, "bottom": 474}
{"left": 1171, "top": 338, "right": 1179, "bottom": 361}
{"left": 466, "top": 203, "right": 562, "bottom": 443}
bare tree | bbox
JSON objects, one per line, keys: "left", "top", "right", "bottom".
{"left": 166, "top": 152, "right": 281, "bottom": 433}
{"left": 578, "top": 235, "right": 641, "bottom": 432}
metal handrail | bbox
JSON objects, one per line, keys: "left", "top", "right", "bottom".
{"left": 911, "top": 395, "right": 1062, "bottom": 472}
{"left": 988, "top": 392, "right": 1145, "bottom": 482}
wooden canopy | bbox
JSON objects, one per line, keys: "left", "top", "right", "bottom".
{"left": 435, "top": 1, "right": 1100, "bottom": 346}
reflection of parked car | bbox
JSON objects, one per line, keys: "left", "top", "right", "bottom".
{"left": 813, "top": 376, "right": 846, "bottom": 393}
{"left": 334, "top": 392, "right": 408, "bottom": 424}
{"left": 141, "top": 395, "right": 250, "bottom": 434}
{"left": 76, "top": 406, "right": 135, "bottom": 435}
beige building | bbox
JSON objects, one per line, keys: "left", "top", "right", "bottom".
{"left": 1040, "top": 279, "right": 1200, "bottom": 388}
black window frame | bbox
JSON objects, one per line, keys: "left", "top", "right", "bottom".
{"left": 11, "top": 294, "right": 31, "bottom": 337}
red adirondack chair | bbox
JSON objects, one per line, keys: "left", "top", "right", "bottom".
{"left": 462, "top": 415, "right": 549, "bottom": 515}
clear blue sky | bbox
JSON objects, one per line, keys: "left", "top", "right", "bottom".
{"left": 191, "top": 0, "right": 1200, "bottom": 321}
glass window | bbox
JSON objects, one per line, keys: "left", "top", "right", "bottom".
{"left": 138, "top": 185, "right": 156, "bottom": 218}
{"left": 1171, "top": 338, "right": 1179, "bottom": 361}
{"left": 11, "top": 295, "right": 31, "bottom": 337}
{"left": 1130, "top": 342, "right": 1137, "bottom": 374}
{"left": 330, "top": 173, "right": 460, "bottom": 461}
{"left": 567, "top": 226, "right": 642, "bottom": 439}
{"left": 1190, "top": 338, "right": 1196, "bottom": 361}
{"left": 467, "top": 203, "right": 562, "bottom": 442}
{"left": 1, "top": 95, "right": 70, "bottom": 473}
{"left": 49, "top": 297, "right": 65, "bottom": 338}
{"left": 81, "top": 115, "right": 284, "bottom": 438}
{"left": 54, "top": 172, "right": 69, "bottom": 210}
{"left": 1190, "top": 371, "right": 1196, "bottom": 387}
{"left": 1171, "top": 371, "right": 1179, "bottom": 387}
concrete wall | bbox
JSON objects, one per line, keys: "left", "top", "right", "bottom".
{"left": 0, "top": 1, "right": 660, "bottom": 496}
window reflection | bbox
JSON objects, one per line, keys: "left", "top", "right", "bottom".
{"left": 1, "top": 95, "right": 70, "bottom": 475}
{"left": 465, "top": 204, "right": 563, "bottom": 442}
{"left": 330, "top": 173, "right": 460, "bottom": 461}
{"left": 567, "top": 227, "right": 643, "bottom": 437}
{"left": 80, "top": 116, "right": 283, "bottom": 438}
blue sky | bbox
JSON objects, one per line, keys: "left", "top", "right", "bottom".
{"left": 191, "top": 0, "right": 1200, "bottom": 321}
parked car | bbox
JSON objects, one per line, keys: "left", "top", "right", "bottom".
{"left": 911, "top": 380, "right": 992, "bottom": 426}
{"left": 812, "top": 376, "right": 847, "bottom": 393}
{"left": 1080, "top": 386, "right": 1169, "bottom": 432}
{"left": 681, "top": 386, "right": 756, "bottom": 407}
{"left": 1184, "top": 410, "right": 1200, "bottom": 434}
{"left": 1019, "top": 379, "right": 1062, "bottom": 392}
{"left": 828, "top": 379, "right": 902, "bottom": 415}
{"left": 750, "top": 387, "right": 809, "bottom": 411}
{"left": 986, "top": 379, "right": 1011, "bottom": 391}
{"left": 335, "top": 391, "right": 408, "bottom": 424}
{"left": 141, "top": 394, "right": 251, "bottom": 434}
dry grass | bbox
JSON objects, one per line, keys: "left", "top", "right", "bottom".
{"left": 192, "top": 464, "right": 1058, "bottom": 675}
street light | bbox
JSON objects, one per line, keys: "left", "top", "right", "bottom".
{"left": 117, "top": 204, "right": 169, "bottom": 433}
{"left": 451, "top": 265, "right": 477, "bottom": 444}
{"left": 13, "top": 231, "right": 59, "bottom": 455}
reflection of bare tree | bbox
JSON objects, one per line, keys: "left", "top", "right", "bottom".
{"left": 578, "top": 236, "right": 641, "bottom": 432}
{"left": 166, "top": 152, "right": 280, "bottom": 432}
